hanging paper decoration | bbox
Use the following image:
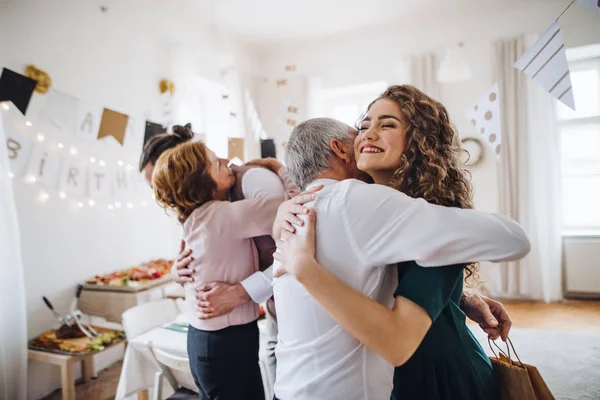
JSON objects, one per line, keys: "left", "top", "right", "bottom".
{"left": 288, "top": 106, "right": 298, "bottom": 114}
{"left": 576, "top": 0, "right": 600, "bottom": 12}
{"left": 76, "top": 103, "right": 102, "bottom": 140}
{"left": 0, "top": 68, "right": 36, "bottom": 115}
{"left": 98, "top": 108, "right": 128, "bottom": 146}
{"left": 126, "top": 116, "right": 143, "bottom": 139}
{"left": 88, "top": 164, "right": 111, "bottom": 199}
{"left": 286, "top": 118, "right": 297, "bottom": 127}
{"left": 276, "top": 79, "right": 287, "bottom": 88}
{"left": 228, "top": 138, "right": 244, "bottom": 161}
{"left": 260, "top": 139, "right": 276, "bottom": 159}
{"left": 4, "top": 122, "right": 34, "bottom": 174}
{"left": 24, "top": 65, "right": 52, "bottom": 94}
{"left": 39, "top": 89, "right": 78, "bottom": 132}
{"left": 158, "top": 79, "right": 175, "bottom": 95}
{"left": 285, "top": 65, "right": 297, "bottom": 72}
{"left": 143, "top": 120, "right": 166, "bottom": 147}
{"left": 59, "top": 158, "right": 87, "bottom": 197}
{"left": 25, "top": 145, "right": 61, "bottom": 188}
{"left": 514, "top": 21, "right": 575, "bottom": 110}
{"left": 466, "top": 83, "right": 502, "bottom": 157}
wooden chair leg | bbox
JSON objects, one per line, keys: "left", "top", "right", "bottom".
{"left": 81, "top": 356, "right": 94, "bottom": 383}
{"left": 60, "top": 359, "right": 76, "bottom": 400}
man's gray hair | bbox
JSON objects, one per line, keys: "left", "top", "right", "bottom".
{"left": 284, "top": 117, "right": 352, "bottom": 189}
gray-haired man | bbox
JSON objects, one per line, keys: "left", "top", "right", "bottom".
{"left": 270, "top": 118, "right": 529, "bottom": 400}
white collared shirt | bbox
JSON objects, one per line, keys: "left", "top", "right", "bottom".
{"left": 273, "top": 178, "right": 530, "bottom": 400}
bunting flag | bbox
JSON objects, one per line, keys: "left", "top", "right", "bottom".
{"left": 261, "top": 139, "right": 276, "bottom": 159}
{"left": 4, "top": 121, "right": 34, "bottom": 174}
{"left": 143, "top": 120, "right": 166, "bottom": 147}
{"left": 576, "top": 0, "right": 600, "bottom": 12}
{"left": 39, "top": 89, "right": 78, "bottom": 132}
{"left": 228, "top": 138, "right": 244, "bottom": 161}
{"left": 25, "top": 145, "right": 61, "bottom": 188}
{"left": 514, "top": 21, "right": 575, "bottom": 110}
{"left": 98, "top": 108, "right": 128, "bottom": 145}
{"left": 76, "top": 103, "right": 102, "bottom": 140}
{"left": 466, "top": 83, "right": 502, "bottom": 157}
{"left": 0, "top": 68, "right": 36, "bottom": 115}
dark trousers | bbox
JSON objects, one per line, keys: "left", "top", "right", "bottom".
{"left": 187, "top": 321, "right": 264, "bottom": 400}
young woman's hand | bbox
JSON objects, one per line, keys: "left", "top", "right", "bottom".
{"left": 272, "top": 185, "right": 323, "bottom": 239}
{"left": 173, "top": 240, "right": 195, "bottom": 286}
{"left": 273, "top": 209, "right": 318, "bottom": 278}
{"left": 246, "top": 157, "right": 285, "bottom": 174}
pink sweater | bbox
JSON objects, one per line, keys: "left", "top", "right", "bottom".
{"left": 184, "top": 168, "right": 295, "bottom": 331}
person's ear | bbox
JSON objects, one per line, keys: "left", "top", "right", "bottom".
{"left": 330, "top": 139, "right": 352, "bottom": 164}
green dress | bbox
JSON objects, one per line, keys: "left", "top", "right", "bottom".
{"left": 391, "top": 261, "right": 498, "bottom": 400}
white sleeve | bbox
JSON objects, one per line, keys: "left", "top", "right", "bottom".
{"left": 238, "top": 168, "right": 280, "bottom": 303}
{"left": 240, "top": 266, "right": 273, "bottom": 304}
{"left": 241, "top": 168, "right": 285, "bottom": 199}
{"left": 343, "top": 181, "right": 531, "bottom": 267}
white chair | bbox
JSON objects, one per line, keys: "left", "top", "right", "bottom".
{"left": 121, "top": 298, "right": 179, "bottom": 340}
{"left": 149, "top": 344, "right": 198, "bottom": 400}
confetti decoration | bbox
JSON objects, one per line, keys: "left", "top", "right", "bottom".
{"left": 286, "top": 118, "right": 297, "bottom": 127}
{"left": 222, "top": 94, "right": 229, "bottom": 100}
{"left": 276, "top": 79, "right": 287, "bottom": 88}
{"left": 285, "top": 65, "right": 297, "bottom": 72}
{"left": 288, "top": 106, "right": 298, "bottom": 114}
{"left": 513, "top": 21, "right": 575, "bottom": 110}
{"left": 466, "top": 83, "right": 502, "bottom": 157}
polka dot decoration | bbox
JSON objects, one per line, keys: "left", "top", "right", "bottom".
{"left": 465, "top": 82, "right": 502, "bottom": 158}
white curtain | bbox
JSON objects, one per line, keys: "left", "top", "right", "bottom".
{"left": 491, "top": 35, "right": 563, "bottom": 302}
{"left": 0, "top": 109, "right": 28, "bottom": 399}
{"left": 411, "top": 52, "right": 440, "bottom": 100}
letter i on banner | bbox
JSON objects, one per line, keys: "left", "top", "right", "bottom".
{"left": 4, "top": 121, "right": 34, "bottom": 175}
{"left": 59, "top": 158, "right": 87, "bottom": 197}
{"left": 25, "top": 145, "right": 61, "bottom": 187}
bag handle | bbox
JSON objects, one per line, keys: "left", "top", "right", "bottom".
{"left": 488, "top": 334, "right": 524, "bottom": 367}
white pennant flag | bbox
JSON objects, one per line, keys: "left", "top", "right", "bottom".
{"left": 59, "top": 158, "right": 87, "bottom": 197}
{"left": 466, "top": 83, "right": 502, "bottom": 157}
{"left": 25, "top": 145, "right": 61, "bottom": 188}
{"left": 576, "top": 0, "right": 600, "bottom": 12}
{"left": 39, "top": 89, "right": 78, "bottom": 132}
{"left": 88, "top": 164, "right": 111, "bottom": 199}
{"left": 514, "top": 21, "right": 575, "bottom": 110}
{"left": 76, "top": 103, "right": 102, "bottom": 140}
{"left": 3, "top": 116, "right": 34, "bottom": 175}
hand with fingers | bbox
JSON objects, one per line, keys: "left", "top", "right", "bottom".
{"left": 272, "top": 185, "right": 323, "bottom": 239}
{"left": 195, "top": 282, "right": 251, "bottom": 320}
{"left": 273, "top": 208, "right": 318, "bottom": 278}
{"left": 173, "top": 239, "right": 195, "bottom": 286}
{"left": 245, "top": 157, "right": 285, "bottom": 174}
{"left": 460, "top": 289, "right": 512, "bottom": 341}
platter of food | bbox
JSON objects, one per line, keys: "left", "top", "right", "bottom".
{"left": 83, "top": 258, "right": 173, "bottom": 292}
{"left": 29, "top": 326, "right": 126, "bottom": 356}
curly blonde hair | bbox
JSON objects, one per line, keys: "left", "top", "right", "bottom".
{"left": 152, "top": 141, "right": 216, "bottom": 223}
{"left": 366, "top": 85, "right": 479, "bottom": 281}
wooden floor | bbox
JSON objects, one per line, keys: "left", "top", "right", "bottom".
{"left": 44, "top": 299, "right": 600, "bottom": 399}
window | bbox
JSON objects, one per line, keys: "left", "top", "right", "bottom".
{"left": 321, "top": 81, "right": 388, "bottom": 127}
{"left": 557, "top": 55, "right": 600, "bottom": 231}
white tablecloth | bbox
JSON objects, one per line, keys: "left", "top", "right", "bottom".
{"left": 116, "top": 317, "right": 268, "bottom": 399}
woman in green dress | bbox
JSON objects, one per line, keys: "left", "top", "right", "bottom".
{"left": 274, "top": 85, "right": 500, "bottom": 399}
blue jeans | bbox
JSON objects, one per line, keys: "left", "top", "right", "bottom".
{"left": 187, "top": 321, "right": 264, "bottom": 400}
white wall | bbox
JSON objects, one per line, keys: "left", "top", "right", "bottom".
{"left": 253, "top": 1, "right": 600, "bottom": 211}
{"left": 0, "top": 1, "right": 252, "bottom": 397}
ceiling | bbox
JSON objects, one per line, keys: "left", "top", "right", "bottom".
{"left": 207, "top": 0, "right": 555, "bottom": 43}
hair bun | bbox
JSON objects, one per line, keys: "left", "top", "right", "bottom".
{"left": 171, "top": 123, "right": 194, "bottom": 142}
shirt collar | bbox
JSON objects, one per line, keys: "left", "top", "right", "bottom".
{"left": 306, "top": 178, "right": 340, "bottom": 190}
